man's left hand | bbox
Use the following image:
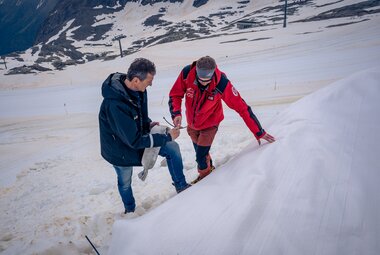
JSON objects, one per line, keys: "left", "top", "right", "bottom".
{"left": 258, "top": 133, "right": 276, "bottom": 145}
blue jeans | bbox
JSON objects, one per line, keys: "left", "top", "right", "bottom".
{"left": 113, "top": 141, "right": 187, "bottom": 212}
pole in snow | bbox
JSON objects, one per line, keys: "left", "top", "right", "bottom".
{"left": 113, "top": 35, "right": 127, "bottom": 58}
{"left": 1, "top": 56, "right": 7, "bottom": 69}
{"left": 118, "top": 39, "right": 123, "bottom": 58}
{"left": 85, "top": 235, "right": 101, "bottom": 255}
{"left": 283, "top": 0, "right": 288, "bottom": 28}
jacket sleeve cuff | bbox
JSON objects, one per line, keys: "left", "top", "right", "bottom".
{"left": 255, "top": 129, "right": 266, "bottom": 139}
{"left": 149, "top": 134, "right": 154, "bottom": 148}
{"left": 171, "top": 111, "right": 182, "bottom": 119}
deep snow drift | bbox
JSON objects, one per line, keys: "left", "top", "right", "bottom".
{"left": 108, "top": 68, "right": 380, "bottom": 255}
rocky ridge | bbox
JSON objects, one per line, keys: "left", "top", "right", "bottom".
{"left": 3, "top": 0, "right": 379, "bottom": 75}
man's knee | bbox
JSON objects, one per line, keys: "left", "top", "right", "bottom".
{"left": 197, "top": 126, "right": 218, "bottom": 147}
{"left": 118, "top": 178, "right": 132, "bottom": 188}
{"left": 114, "top": 165, "right": 133, "bottom": 186}
{"left": 164, "top": 141, "right": 181, "bottom": 156}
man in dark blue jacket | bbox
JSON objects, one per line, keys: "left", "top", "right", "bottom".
{"left": 99, "top": 58, "right": 190, "bottom": 214}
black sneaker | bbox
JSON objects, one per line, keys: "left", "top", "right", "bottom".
{"left": 175, "top": 183, "right": 192, "bottom": 193}
{"left": 124, "top": 208, "right": 135, "bottom": 214}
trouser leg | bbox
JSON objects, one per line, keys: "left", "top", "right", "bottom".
{"left": 159, "top": 141, "right": 188, "bottom": 191}
{"left": 193, "top": 143, "right": 212, "bottom": 170}
{"left": 113, "top": 165, "right": 135, "bottom": 212}
{"left": 187, "top": 126, "right": 218, "bottom": 171}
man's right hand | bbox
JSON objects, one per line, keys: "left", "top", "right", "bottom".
{"left": 168, "top": 127, "right": 180, "bottom": 140}
{"left": 173, "top": 116, "right": 182, "bottom": 128}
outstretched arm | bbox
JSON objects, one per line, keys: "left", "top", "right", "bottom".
{"left": 222, "top": 80, "right": 275, "bottom": 144}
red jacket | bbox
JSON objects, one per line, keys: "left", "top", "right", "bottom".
{"left": 169, "top": 62, "right": 266, "bottom": 139}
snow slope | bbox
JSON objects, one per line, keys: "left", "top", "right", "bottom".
{"left": 108, "top": 66, "right": 380, "bottom": 255}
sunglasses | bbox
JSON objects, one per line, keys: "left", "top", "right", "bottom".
{"left": 196, "top": 75, "right": 212, "bottom": 84}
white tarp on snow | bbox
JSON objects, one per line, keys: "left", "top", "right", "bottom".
{"left": 108, "top": 67, "right": 380, "bottom": 255}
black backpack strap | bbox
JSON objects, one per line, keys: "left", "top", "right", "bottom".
{"left": 182, "top": 65, "right": 191, "bottom": 79}
{"left": 215, "top": 73, "right": 229, "bottom": 94}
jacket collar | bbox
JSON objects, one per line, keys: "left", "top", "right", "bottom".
{"left": 102, "top": 72, "right": 144, "bottom": 107}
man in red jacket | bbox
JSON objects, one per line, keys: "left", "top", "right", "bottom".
{"left": 169, "top": 56, "right": 275, "bottom": 183}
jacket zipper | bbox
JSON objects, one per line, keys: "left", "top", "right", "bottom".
{"left": 129, "top": 99, "right": 143, "bottom": 132}
{"left": 192, "top": 89, "right": 208, "bottom": 126}
{"left": 192, "top": 90, "right": 197, "bottom": 126}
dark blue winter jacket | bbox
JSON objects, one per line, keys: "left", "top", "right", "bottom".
{"left": 99, "top": 72, "right": 172, "bottom": 166}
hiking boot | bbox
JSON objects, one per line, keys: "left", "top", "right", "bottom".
{"left": 190, "top": 154, "right": 215, "bottom": 184}
{"left": 191, "top": 165, "right": 216, "bottom": 184}
{"left": 198, "top": 166, "right": 212, "bottom": 178}
{"left": 206, "top": 153, "right": 213, "bottom": 169}
{"left": 198, "top": 153, "right": 214, "bottom": 177}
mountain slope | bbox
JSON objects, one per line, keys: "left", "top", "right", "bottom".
{"left": 3, "top": 0, "right": 379, "bottom": 75}
{"left": 0, "top": 0, "right": 59, "bottom": 55}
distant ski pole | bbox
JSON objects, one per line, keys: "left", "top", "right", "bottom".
{"left": 85, "top": 235, "right": 101, "bottom": 255}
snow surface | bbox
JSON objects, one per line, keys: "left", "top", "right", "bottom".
{"left": 0, "top": 1, "right": 380, "bottom": 254}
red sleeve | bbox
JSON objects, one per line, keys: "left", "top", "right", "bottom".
{"left": 222, "top": 81, "right": 266, "bottom": 139}
{"left": 168, "top": 69, "right": 187, "bottom": 119}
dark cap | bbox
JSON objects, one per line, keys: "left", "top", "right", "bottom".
{"left": 196, "top": 56, "right": 216, "bottom": 79}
